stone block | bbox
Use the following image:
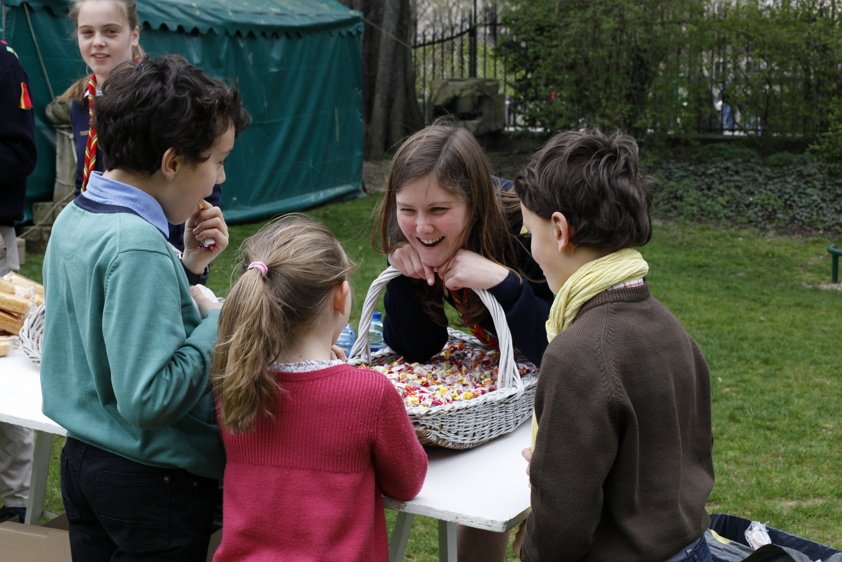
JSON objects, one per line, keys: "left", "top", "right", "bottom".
{"left": 53, "top": 179, "right": 75, "bottom": 202}
{"left": 23, "top": 226, "right": 51, "bottom": 254}
{"left": 430, "top": 78, "right": 505, "bottom": 136}
{"left": 32, "top": 202, "right": 57, "bottom": 226}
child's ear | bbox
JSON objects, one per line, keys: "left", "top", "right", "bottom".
{"left": 160, "top": 147, "right": 181, "bottom": 181}
{"left": 550, "top": 212, "right": 574, "bottom": 252}
{"left": 332, "top": 280, "right": 351, "bottom": 315}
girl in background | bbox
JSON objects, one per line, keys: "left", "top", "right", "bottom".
{"left": 62, "top": 0, "right": 141, "bottom": 194}
{"left": 62, "top": 0, "right": 220, "bottom": 250}
{"left": 372, "top": 121, "right": 554, "bottom": 561}
{"left": 212, "top": 214, "right": 427, "bottom": 562}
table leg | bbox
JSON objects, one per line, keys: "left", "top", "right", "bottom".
{"left": 24, "top": 430, "right": 55, "bottom": 525}
{"left": 388, "top": 512, "right": 414, "bottom": 562}
{"left": 437, "top": 520, "right": 457, "bottom": 562}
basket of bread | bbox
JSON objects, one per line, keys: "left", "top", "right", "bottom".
{"left": 0, "top": 273, "right": 44, "bottom": 361}
{"left": 349, "top": 266, "right": 538, "bottom": 449}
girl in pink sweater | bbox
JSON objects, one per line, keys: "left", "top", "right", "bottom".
{"left": 211, "top": 214, "right": 428, "bottom": 562}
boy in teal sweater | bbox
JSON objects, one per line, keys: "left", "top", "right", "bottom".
{"left": 41, "top": 55, "right": 250, "bottom": 561}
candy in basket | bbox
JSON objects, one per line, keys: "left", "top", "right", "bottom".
{"left": 349, "top": 266, "right": 538, "bottom": 449}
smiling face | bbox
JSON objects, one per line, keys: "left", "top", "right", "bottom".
{"left": 395, "top": 174, "right": 470, "bottom": 269}
{"left": 76, "top": 0, "right": 139, "bottom": 83}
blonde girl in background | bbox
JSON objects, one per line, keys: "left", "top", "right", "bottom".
{"left": 62, "top": 0, "right": 221, "bottom": 251}
{"left": 211, "top": 214, "right": 428, "bottom": 562}
{"left": 62, "top": 0, "right": 141, "bottom": 194}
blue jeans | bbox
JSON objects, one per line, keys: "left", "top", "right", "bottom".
{"left": 663, "top": 534, "right": 712, "bottom": 562}
{"left": 60, "top": 437, "right": 219, "bottom": 562}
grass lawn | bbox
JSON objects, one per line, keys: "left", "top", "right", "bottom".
{"left": 18, "top": 190, "right": 841, "bottom": 558}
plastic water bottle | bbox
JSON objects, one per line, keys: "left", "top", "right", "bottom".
{"left": 336, "top": 323, "right": 356, "bottom": 356}
{"left": 368, "top": 311, "right": 385, "bottom": 352}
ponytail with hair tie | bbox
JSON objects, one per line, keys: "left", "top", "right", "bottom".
{"left": 247, "top": 261, "right": 268, "bottom": 277}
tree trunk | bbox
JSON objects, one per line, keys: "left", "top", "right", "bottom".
{"left": 339, "top": 0, "right": 423, "bottom": 158}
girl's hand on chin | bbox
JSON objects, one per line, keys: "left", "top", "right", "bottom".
{"left": 436, "top": 250, "right": 509, "bottom": 291}
{"left": 388, "top": 244, "right": 436, "bottom": 286}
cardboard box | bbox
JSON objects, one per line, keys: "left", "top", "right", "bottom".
{"left": 0, "top": 521, "right": 71, "bottom": 562}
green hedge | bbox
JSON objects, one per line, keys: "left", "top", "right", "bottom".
{"left": 649, "top": 149, "right": 842, "bottom": 236}
{"left": 499, "top": 0, "right": 842, "bottom": 156}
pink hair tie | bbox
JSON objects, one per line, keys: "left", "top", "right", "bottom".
{"left": 247, "top": 261, "right": 268, "bottom": 277}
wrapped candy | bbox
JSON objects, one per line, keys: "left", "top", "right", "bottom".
{"left": 365, "top": 340, "right": 537, "bottom": 410}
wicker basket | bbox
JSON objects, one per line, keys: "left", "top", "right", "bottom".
{"left": 19, "top": 304, "right": 44, "bottom": 364}
{"left": 349, "top": 266, "right": 537, "bottom": 449}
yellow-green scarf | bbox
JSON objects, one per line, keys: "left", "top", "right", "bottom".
{"left": 531, "top": 248, "right": 649, "bottom": 446}
{"left": 546, "top": 248, "right": 649, "bottom": 340}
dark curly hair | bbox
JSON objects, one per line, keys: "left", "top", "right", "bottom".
{"left": 95, "top": 55, "right": 251, "bottom": 175}
{"left": 515, "top": 129, "right": 653, "bottom": 252}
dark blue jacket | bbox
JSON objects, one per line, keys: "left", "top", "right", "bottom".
{"left": 0, "top": 41, "right": 36, "bottom": 225}
{"left": 383, "top": 225, "right": 553, "bottom": 367}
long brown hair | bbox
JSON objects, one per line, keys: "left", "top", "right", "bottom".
{"left": 60, "top": 0, "right": 145, "bottom": 102}
{"left": 372, "top": 120, "right": 521, "bottom": 326}
{"left": 212, "top": 214, "right": 355, "bottom": 433}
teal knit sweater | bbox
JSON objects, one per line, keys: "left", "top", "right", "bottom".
{"left": 41, "top": 200, "right": 224, "bottom": 479}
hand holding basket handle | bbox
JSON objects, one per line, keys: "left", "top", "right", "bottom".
{"left": 348, "top": 266, "right": 536, "bottom": 448}
{"left": 349, "top": 266, "right": 524, "bottom": 396}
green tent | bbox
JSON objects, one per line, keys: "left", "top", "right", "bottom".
{"left": 1, "top": 0, "right": 363, "bottom": 223}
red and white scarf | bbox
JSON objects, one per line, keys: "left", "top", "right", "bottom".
{"left": 81, "top": 73, "right": 98, "bottom": 191}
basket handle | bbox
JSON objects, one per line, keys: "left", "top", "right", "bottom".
{"left": 349, "top": 266, "right": 523, "bottom": 393}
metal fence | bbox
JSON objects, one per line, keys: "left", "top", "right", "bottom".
{"left": 413, "top": 9, "right": 819, "bottom": 138}
{"left": 413, "top": 12, "right": 515, "bottom": 126}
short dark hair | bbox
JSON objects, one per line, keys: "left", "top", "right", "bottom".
{"left": 515, "top": 129, "right": 652, "bottom": 252}
{"left": 96, "top": 55, "right": 251, "bottom": 175}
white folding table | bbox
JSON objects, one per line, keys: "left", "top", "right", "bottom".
{"left": 1, "top": 344, "right": 533, "bottom": 561}
{"left": 384, "top": 421, "right": 532, "bottom": 562}
{"left": 0, "top": 346, "right": 66, "bottom": 525}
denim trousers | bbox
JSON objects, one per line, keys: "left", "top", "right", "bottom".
{"left": 60, "top": 437, "right": 219, "bottom": 562}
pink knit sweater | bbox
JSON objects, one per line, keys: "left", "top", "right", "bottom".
{"left": 213, "top": 364, "right": 428, "bottom": 562}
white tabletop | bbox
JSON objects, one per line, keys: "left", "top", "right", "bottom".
{"left": 384, "top": 421, "right": 532, "bottom": 532}
{"left": 1, "top": 343, "right": 532, "bottom": 534}
{"left": 0, "top": 345, "right": 65, "bottom": 436}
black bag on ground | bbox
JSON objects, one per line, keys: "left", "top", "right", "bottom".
{"left": 707, "top": 513, "right": 842, "bottom": 562}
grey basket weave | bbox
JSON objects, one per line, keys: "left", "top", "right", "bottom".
{"left": 349, "top": 266, "right": 537, "bottom": 449}
{"left": 19, "top": 304, "right": 44, "bottom": 364}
